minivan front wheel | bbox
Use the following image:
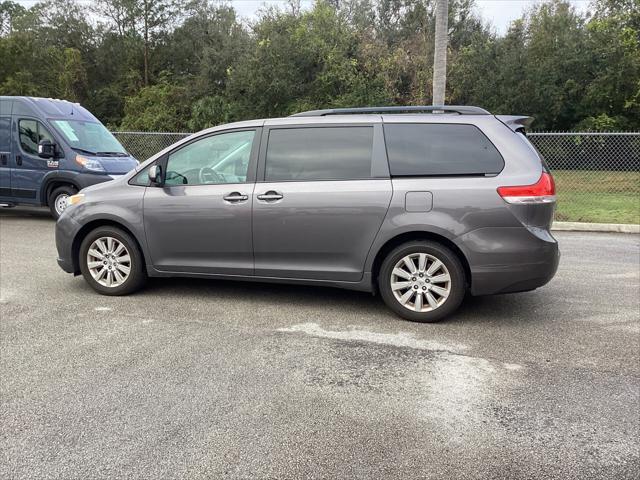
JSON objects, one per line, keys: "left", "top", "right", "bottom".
{"left": 48, "top": 185, "right": 77, "bottom": 219}
{"left": 379, "top": 241, "right": 466, "bottom": 322}
{"left": 79, "top": 226, "right": 146, "bottom": 295}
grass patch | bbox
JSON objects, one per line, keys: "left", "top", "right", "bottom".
{"left": 553, "top": 170, "right": 639, "bottom": 224}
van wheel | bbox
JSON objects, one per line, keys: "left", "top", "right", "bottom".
{"left": 48, "top": 185, "right": 77, "bottom": 219}
{"left": 79, "top": 226, "right": 147, "bottom": 295}
{"left": 378, "top": 241, "right": 466, "bottom": 323}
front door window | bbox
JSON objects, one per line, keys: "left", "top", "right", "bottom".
{"left": 165, "top": 130, "right": 255, "bottom": 186}
{"left": 18, "top": 119, "right": 54, "bottom": 155}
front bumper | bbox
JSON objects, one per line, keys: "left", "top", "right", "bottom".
{"left": 57, "top": 256, "right": 74, "bottom": 273}
{"left": 55, "top": 213, "right": 81, "bottom": 274}
{"left": 460, "top": 226, "right": 560, "bottom": 296}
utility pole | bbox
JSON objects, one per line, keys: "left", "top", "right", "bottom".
{"left": 432, "top": 0, "right": 448, "bottom": 107}
{"left": 143, "top": 0, "right": 150, "bottom": 87}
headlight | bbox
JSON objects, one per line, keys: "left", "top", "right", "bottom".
{"left": 75, "top": 155, "right": 105, "bottom": 172}
{"left": 67, "top": 193, "right": 85, "bottom": 207}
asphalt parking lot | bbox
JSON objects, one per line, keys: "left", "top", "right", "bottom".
{"left": 0, "top": 207, "right": 638, "bottom": 479}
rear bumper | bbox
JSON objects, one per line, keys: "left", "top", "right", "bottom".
{"left": 460, "top": 226, "right": 560, "bottom": 296}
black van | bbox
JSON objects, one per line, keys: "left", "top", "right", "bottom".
{"left": 0, "top": 96, "right": 137, "bottom": 218}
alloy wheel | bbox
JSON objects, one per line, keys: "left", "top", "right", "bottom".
{"left": 86, "top": 237, "right": 132, "bottom": 288}
{"left": 390, "top": 252, "right": 451, "bottom": 312}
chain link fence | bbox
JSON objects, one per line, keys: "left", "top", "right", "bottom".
{"left": 113, "top": 131, "right": 191, "bottom": 161}
{"left": 112, "top": 131, "right": 640, "bottom": 224}
{"left": 528, "top": 133, "right": 639, "bottom": 224}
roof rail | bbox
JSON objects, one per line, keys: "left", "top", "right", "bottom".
{"left": 290, "top": 105, "right": 491, "bottom": 117}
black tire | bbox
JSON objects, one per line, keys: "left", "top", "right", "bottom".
{"left": 48, "top": 185, "right": 77, "bottom": 220}
{"left": 378, "top": 241, "right": 466, "bottom": 323}
{"left": 79, "top": 226, "right": 147, "bottom": 295}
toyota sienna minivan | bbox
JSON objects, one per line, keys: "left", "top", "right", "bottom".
{"left": 55, "top": 106, "right": 559, "bottom": 322}
{"left": 0, "top": 96, "right": 138, "bottom": 218}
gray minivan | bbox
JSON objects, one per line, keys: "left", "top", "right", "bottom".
{"left": 55, "top": 106, "right": 559, "bottom": 322}
{"left": 0, "top": 96, "right": 138, "bottom": 218}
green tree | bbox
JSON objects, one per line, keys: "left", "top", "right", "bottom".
{"left": 156, "top": 1, "right": 249, "bottom": 97}
{"left": 0, "top": 1, "right": 27, "bottom": 36}
{"left": 58, "top": 48, "right": 88, "bottom": 102}
{"left": 119, "top": 79, "right": 191, "bottom": 131}
{"left": 94, "top": 0, "right": 181, "bottom": 86}
{"left": 227, "top": 2, "right": 390, "bottom": 120}
{"left": 1, "top": 0, "right": 637, "bottom": 132}
{"left": 580, "top": 0, "right": 640, "bottom": 130}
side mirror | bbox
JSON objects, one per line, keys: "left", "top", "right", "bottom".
{"left": 148, "top": 164, "right": 163, "bottom": 185}
{"left": 38, "top": 139, "right": 57, "bottom": 159}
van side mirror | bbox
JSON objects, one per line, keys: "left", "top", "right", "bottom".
{"left": 38, "top": 139, "right": 57, "bottom": 159}
{"left": 148, "top": 165, "right": 163, "bottom": 185}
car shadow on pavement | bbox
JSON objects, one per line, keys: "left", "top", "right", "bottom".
{"left": 131, "top": 276, "right": 541, "bottom": 326}
{"left": 0, "top": 207, "right": 52, "bottom": 218}
{"left": 144, "top": 276, "right": 382, "bottom": 310}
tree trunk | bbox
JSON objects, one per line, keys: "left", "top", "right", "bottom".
{"left": 432, "top": 0, "right": 448, "bottom": 107}
{"left": 143, "top": 40, "right": 149, "bottom": 86}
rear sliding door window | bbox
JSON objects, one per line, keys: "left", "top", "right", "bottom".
{"left": 384, "top": 124, "right": 504, "bottom": 176}
{"left": 265, "top": 126, "right": 373, "bottom": 181}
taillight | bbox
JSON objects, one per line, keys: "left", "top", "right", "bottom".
{"left": 497, "top": 172, "right": 556, "bottom": 204}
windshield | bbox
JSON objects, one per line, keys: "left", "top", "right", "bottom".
{"left": 51, "top": 120, "right": 127, "bottom": 155}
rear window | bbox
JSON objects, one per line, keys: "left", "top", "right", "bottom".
{"left": 265, "top": 127, "right": 373, "bottom": 181}
{"left": 384, "top": 124, "right": 504, "bottom": 176}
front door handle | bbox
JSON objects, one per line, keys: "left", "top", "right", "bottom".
{"left": 257, "top": 191, "right": 283, "bottom": 201}
{"left": 223, "top": 192, "right": 249, "bottom": 203}
{"left": 16, "top": 155, "right": 22, "bottom": 166}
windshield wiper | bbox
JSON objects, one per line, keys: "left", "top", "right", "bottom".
{"left": 72, "top": 147, "right": 98, "bottom": 155}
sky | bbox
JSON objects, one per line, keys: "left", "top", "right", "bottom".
{"left": 16, "top": 0, "right": 592, "bottom": 36}
{"left": 471, "top": 0, "right": 590, "bottom": 34}
{"left": 229, "top": 0, "right": 590, "bottom": 35}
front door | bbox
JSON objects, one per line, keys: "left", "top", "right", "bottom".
{"left": 12, "top": 117, "right": 58, "bottom": 203}
{"left": 143, "top": 129, "right": 260, "bottom": 275}
{"left": 0, "top": 116, "right": 11, "bottom": 200}
{"left": 252, "top": 125, "right": 392, "bottom": 282}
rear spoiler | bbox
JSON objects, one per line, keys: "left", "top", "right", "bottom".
{"left": 495, "top": 115, "right": 534, "bottom": 134}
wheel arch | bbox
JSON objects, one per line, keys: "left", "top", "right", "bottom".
{"left": 370, "top": 231, "right": 472, "bottom": 292}
{"left": 41, "top": 176, "right": 80, "bottom": 206}
{"left": 71, "top": 219, "right": 146, "bottom": 274}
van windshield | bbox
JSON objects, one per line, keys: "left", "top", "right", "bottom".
{"left": 51, "top": 120, "right": 127, "bottom": 156}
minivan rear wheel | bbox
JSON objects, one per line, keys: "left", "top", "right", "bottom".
{"left": 79, "top": 226, "right": 146, "bottom": 295}
{"left": 378, "top": 241, "right": 466, "bottom": 322}
{"left": 48, "top": 185, "right": 78, "bottom": 219}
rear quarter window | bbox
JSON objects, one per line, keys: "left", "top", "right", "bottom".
{"left": 384, "top": 124, "right": 504, "bottom": 176}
